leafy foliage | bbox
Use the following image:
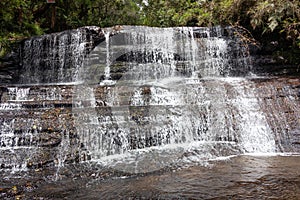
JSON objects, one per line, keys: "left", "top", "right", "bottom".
{"left": 0, "top": 0, "right": 299, "bottom": 61}
{"left": 248, "top": 0, "right": 300, "bottom": 47}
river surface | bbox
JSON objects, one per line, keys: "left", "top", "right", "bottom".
{"left": 1, "top": 154, "right": 300, "bottom": 199}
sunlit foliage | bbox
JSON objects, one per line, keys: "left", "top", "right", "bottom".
{"left": 0, "top": 0, "right": 299, "bottom": 58}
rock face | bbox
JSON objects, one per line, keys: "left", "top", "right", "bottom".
{"left": 251, "top": 55, "right": 300, "bottom": 76}
{"left": 253, "top": 77, "right": 300, "bottom": 151}
{"left": 0, "top": 85, "right": 77, "bottom": 169}
{"left": 0, "top": 26, "right": 299, "bottom": 84}
{"left": 0, "top": 26, "right": 300, "bottom": 170}
{"left": 0, "top": 26, "right": 106, "bottom": 84}
{"left": 0, "top": 26, "right": 107, "bottom": 169}
{"left": 1, "top": 78, "right": 299, "bottom": 169}
{"left": 0, "top": 48, "right": 20, "bottom": 84}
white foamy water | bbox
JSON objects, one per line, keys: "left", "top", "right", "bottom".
{"left": 74, "top": 26, "right": 277, "bottom": 170}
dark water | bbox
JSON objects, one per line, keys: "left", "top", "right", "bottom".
{"left": 1, "top": 154, "right": 300, "bottom": 199}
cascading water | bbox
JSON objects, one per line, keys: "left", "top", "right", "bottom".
{"left": 18, "top": 27, "right": 103, "bottom": 84}
{"left": 1, "top": 25, "right": 300, "bottom": 200}
{"left": 1, "top": 26, "right": 300, "bottom": 174}
{"left": 72, "top": 26, "right": 290, "bottom": 173}
{"left": 0, "top": 27, "right": 104, "bottom": 170}
{"left": 104, "top": 31, "right": 111, "bottom": 81}
{"left": 0, "top": 85, "right": 75, "bottom": 170}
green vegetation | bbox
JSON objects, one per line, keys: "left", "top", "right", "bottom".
{"left": 1, "top": 0, "right": 299, "bottom": 63}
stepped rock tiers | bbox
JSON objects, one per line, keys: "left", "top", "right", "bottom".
{"left": 0, "top": 26, "right": 299, "bottom": 170}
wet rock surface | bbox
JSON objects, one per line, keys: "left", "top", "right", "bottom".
{"left": 0, "top": 26, "right": 106, "bottom": 84}
{"left": 0, "top": 85, "right": 79, "bottom": 169}
{"left": 1, "top": 26, "right": 300, "bottom": 200}
{"left": 1, "top": 26, "right": 299, "bottom": 84}
{"left": 1, "top": 155, "right": 300, "bottom": 199}
{"left": 1, "top": 34, "right": 300, "bottom": 167}
{"left": 252, "top": 55, "right": 300, "bottom": 76}
{"left": 253, "top": 77, "right": 300, "bottom": 151}
{"left": 1, "top": 76, "right": 300, "bottom": 170}
{"left": 0, "top": 27, "right": 299, "bottom": 199}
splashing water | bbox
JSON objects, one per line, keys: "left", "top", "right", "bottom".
{"left": 1, "top": 26, "right": 299, "bottom": 174}
{"left": 73, "top": 26, "right": 278, "bottom": 172}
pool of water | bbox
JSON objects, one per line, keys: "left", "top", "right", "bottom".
{"left": 1, "top": 154, "right": 300, "bottom": 199}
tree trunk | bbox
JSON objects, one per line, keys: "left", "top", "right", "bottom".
{"left": 51, "top": 5, "right": 56, "bottom": 30}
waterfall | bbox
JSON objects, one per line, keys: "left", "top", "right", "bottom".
{"left": 18, "top": 27, "right": 103, "bottom": 84}
{"left": 1, "top": 26, "right": 299, "bottom": 172}
{"left": 99, "top": 30, "right": 116, "bottom": 86}
{"left": 104, "top": 31, "right": 111, "bottom": 80}
{"left": 7, "top": 87, "right": 30, "bottom": 101}
{"left": 74, "top": 26, "right": 279, "bottom": 164}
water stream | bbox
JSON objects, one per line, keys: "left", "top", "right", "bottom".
{"left": 74, "top": 26, "right": 279, "bottom": 171}
{"left": 0, "top": 26, "right": 300, "bottom": 199}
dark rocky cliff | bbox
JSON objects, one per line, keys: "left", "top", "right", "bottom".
{"left": 1, "top": 26, "right": 300, "bottom": 84}
{"left": 0, "top": 26, "right": 105, "bottom": 84}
